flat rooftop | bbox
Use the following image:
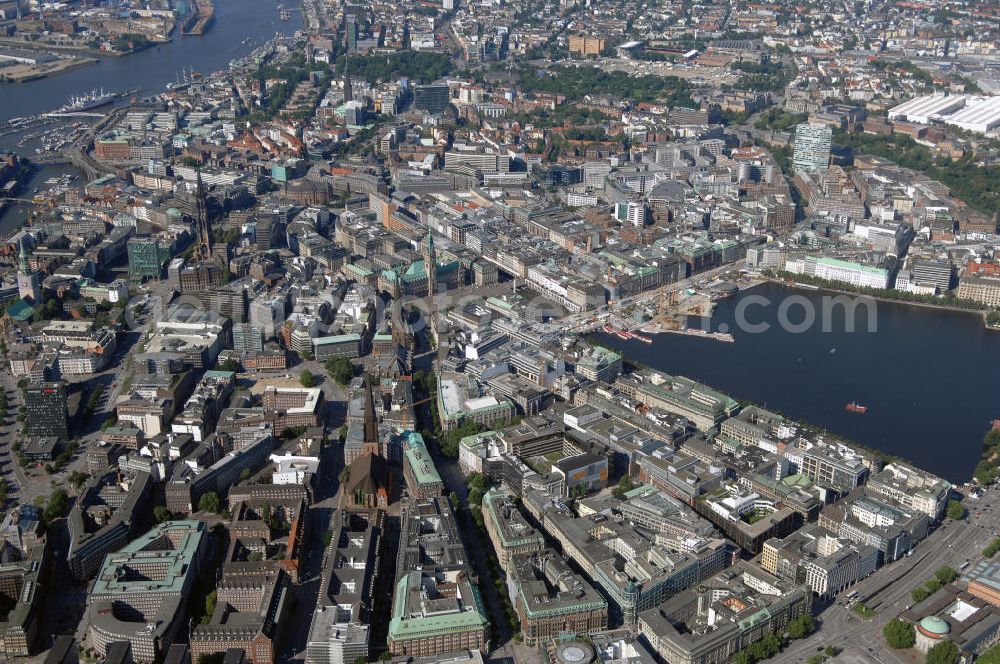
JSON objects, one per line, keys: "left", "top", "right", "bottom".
{"left": 91, "top": 520, "right": 205, "bottom": 596}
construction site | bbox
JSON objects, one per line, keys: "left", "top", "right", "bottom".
{"left": 564, "top": 270, "right": 767, "bottom": 345}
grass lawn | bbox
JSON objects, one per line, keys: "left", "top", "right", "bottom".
{"left": 852, "top": 603, "right": 876, "bottom": 618}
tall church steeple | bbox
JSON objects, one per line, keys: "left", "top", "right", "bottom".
{"left": 422, "top": 229, "right": 436, "bottom": 297}
{"left": 18, "top": 237, "right": 30, "bottom": 276}
{"left": 193, "top": 171, "right": 213, "bottom": 261}
{"left": 16, "top": 237, "right": 41, "bottom": 304}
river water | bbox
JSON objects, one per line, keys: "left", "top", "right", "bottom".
{"left": 0, "top": 0, "right": 302, "bottom": 230}
{"left": 592, "top": 282, "right": 1000, "bottom": 483}
{"left": 0, "top": 0, "right": 301, "bottom": 126}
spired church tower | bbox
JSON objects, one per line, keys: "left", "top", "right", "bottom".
{"left": 192, "top": 171, "right": 215, "bottom": 263}
{"left": 422, "top": 229, "right": 436, "bottom": 298}
{"left": 16, "top": 238, "right": 42, "bottom": 304}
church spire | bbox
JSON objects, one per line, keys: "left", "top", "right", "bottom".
{"left": 423, "top": 229, "right": 436, "bottom": 297}
{"left": 193, "top": 171, "right": 212, "bottom": 261}
{"left": 423, "top": 229, "right": 435, "bottom": 261}
{"left": 18, "top": 237, "right": 30, "bottom": 276}
{"left": 16, "top": 236, "right": 41, "bottom": 304}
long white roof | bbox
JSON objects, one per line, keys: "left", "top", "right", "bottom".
{"left": 944, "top": 96, "right": 1000, "bottom": 130}
{"left": 887, "top": 94, "right": 967, "bottom": 120}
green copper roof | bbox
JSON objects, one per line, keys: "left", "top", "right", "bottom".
{"left": 92, "top": 520, "right": 205, "bottom": 596}
{"left": 485, "top": 297, "right": 514, "bottom": 311}
{"left": 815, "top": 256, "right": 888, "bottom": 276}
{"left": 314, "top": 333, "right": 361, "bottom": 346}
{"left": 344, "top": 263, "right": 373, "bottom": 278}
{"left": 780, "top": 474, "right": 813, "bottom": 488}
{"left": 402, "top": 431, "right": 442, "bottom": 487}
{"left": 919, "top": 616, "right": 950, "bottom": 636}
{"left": 404, "top": 259, "right": 427, "bottom": 279}
{"left": 388, "top": 572, "right": 489, "bottom": 643}
{"left": 482, "top": 488, "right": 545, "bottom": 550}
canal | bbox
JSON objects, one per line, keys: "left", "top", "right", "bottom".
{"left": 592, "top": 282, "right": 1000, "bottom": 483}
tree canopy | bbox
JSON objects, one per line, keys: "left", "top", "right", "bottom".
{"left": 338, "top": 52, "right": 452, "bottom": 84}
{"left": 300, "top": 369, "right": 317, "bottom": 388}
{"left": 926, "top": 640, "right": 960, "bottom": 664}
{"left": 326, "top": 357, "right": 355, "bottom": 385}
{"left": 731, "top": 633, "right": 782, "bottom": 664}
{"left": 612, "top": 475, "right": 636, "bottom": 499}
{"left": 935, "top": 566, "right": 958, "bottom": 585}
{"left": 883, "top": 619, "right": 915, "bottom": 649}
{"left": 439, "top": 420, "right": 487, "bottom": 458}
{"left": 786, "top": 614, "right": 814, "bottom": 640}
{"left": 198, "top": 491, "right": 221, "bottom": 514}
{"left": 727, "top": 59, "right": 797, "bottom": 92}
{"left": 978, "top": 643, "right": 1000, "bottom": 664}
{"left": 43, "top": 488, "right": 68, "bottom": 522}
{"left": 517, "top": 65, "right": 694, "bottom": 107}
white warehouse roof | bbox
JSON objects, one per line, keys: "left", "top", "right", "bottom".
{"left": 887, "top": 93, "right": 1000, "bottom": 134}
{"left": 943, "top": 96, "right": 1000, "bottom": 133}
{"left": 887, "top": 94, "right": 968, "bottom": 124}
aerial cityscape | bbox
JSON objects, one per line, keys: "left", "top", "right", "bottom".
{"left": 0, "top": 0, "right": 999, "bottom": 663}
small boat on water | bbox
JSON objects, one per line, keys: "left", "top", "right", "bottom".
{"left": 846, "top": 402, "right": 868, "bottom": 414}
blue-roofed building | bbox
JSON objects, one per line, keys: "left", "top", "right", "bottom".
{"left": 965, "top": 559, "right": 1000, "bottom": 606}
{"left": 5, "top": 299, "right": 34, "bottom": 322}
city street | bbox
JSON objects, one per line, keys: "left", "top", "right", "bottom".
{"left": 407, "top": 342, "right": 540, "bottom": 664}
{"left": 276, "top": 377, "right": 352, "bottom": 664}
{"left": 282, "top": 441, "right": 345, "bottom": 663}
{"left": 769, "top": 487, "right": 1000, "bottom": 663}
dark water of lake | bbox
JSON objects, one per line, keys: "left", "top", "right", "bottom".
{"left": 593, "top": 282, "right": 999, "bottom": 483}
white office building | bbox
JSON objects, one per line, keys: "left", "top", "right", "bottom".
{"left": 785, "top": 256, "right": 889, "bottom": 289}
{"left": 792, "top": 123, "right": 833, "bottom": 173}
